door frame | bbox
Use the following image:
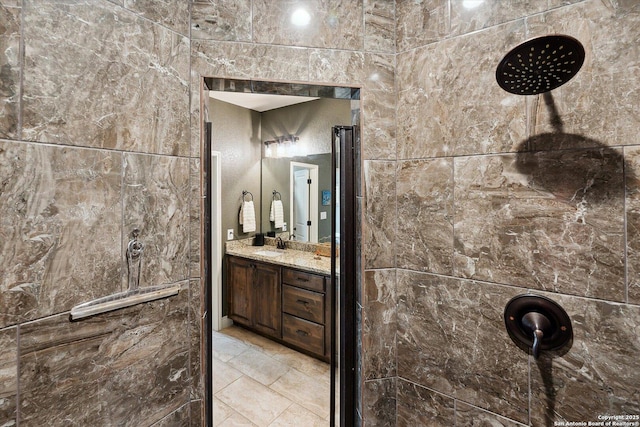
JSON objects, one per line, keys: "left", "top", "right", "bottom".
{"left": 201, "top": 78, "right": 361, "bottom": 427}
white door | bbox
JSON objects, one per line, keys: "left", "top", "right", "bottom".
{"left": 293, "top": 169, "right": 310, "bottom": 241}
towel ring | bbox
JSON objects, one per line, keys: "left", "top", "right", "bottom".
{"left": 272, "top": 190, "right": 282, "bottom": 201}
{"left": 242, "top": 190, "right": 253, "bottom": 201}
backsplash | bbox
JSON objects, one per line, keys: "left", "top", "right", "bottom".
{"left": 226, "top": 234, "right": 325, "bottom": 254}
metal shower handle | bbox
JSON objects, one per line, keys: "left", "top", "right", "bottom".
{"left": 521, "top": 311, "right": 552, "bottom": 359}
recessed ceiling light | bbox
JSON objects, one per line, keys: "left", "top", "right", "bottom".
{"left": 462, "top": 0, "right": 484, "bottom": 9}
{"left": 291, "top": 8, "right": 311, "bottom": 26}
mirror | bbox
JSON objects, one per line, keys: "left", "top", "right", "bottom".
{"left": 259, "top": 97, "right": 351, "bottom": 242}
{"left": 261, "top": 153, "right": 332, "bottom": 242}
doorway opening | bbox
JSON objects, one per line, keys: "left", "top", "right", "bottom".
{"left": 202, "top": 78, "right": 360, "bottom": 427}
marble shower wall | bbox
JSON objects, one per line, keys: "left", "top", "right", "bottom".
{"left": 393, "top": 0, "right": 640, "bottom": 425}
{"left": 0, "top": 0, "right": 198, "bottom": 425}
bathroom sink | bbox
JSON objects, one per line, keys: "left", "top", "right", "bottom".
{"left": 254, "top": 250, "right": 284, "bottom": 257}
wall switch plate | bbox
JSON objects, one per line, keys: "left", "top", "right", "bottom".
{"left": 282, "top": 223, "right": 287, "bottom": 231}
{"left": 227, "top": 229, "right": 234, "bottom": 240}
{"left": 320, "top": 211, "right": 327, "bottom": 220}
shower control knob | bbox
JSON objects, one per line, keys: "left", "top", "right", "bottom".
{"left": 521, "top": 312, "right": 552, "bottom": 359}
{"left": 504, "top": 295, "right": 573, "bottom": 359}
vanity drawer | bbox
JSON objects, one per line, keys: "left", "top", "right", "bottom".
{"left": 283, "top": 285, "right": 324, "bottom": 324}
{"left": 282, "top": 268, "right": 325, "bottom": 292}
{"left": 282, "top": 314, "right": 324, "bottom": 355}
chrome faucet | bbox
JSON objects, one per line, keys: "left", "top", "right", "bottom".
{"left": 276, "top": 237, "right": 286, "bottom": 250}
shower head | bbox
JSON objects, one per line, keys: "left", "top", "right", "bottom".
{"left": 495, "top": 35, "right": 585, "bottom": 95}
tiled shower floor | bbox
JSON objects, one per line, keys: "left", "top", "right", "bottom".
{"left": 213, "top": 325, "right": 330, "bottom": 426}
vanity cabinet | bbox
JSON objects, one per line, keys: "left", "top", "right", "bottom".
{"left": 281, "top": 268, "right": 331, "bottom": 361}
{"left": 226, "top": 255, "right": 330, "bottom": 361}
{"left": 227, "top": 256, "right": 281, "bottom": 339}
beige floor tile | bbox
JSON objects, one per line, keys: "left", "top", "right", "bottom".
{"left": 221, "top": 325, "right": 286, "bottom": 356}
{"left": 226, "top": 347, "right": 290, "bottom": 386}
{"left": 268, "top": 403, "right": 329, "bottom": 427}
{"left": 217, "top": 376, "right": 292, "bottom": 427}
{"left": 214, "top": 325, "right": 332, "bottom": 424}
{"left": 214, "top": 331, "right": 250, "bottom": 362}
{"left": 218, "top": 411, "right": 257, "bottom": 427}
{"left": 269, "top": 368, "right": 330, "bottom": 419}
{"left": 214, "top": 359, "right": 244, "bottom": 393}
{"left": 214, "top": 397, "right": 235, "bottom": 425}
{"left": 271, "top": 347, "right": 330, "bottom": 379}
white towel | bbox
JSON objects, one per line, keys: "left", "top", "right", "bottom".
{"left": 239, "top": 200, "right": 256, "bottom": 233}
{"left": 270, "top": 200, "right": 284, "bottom": 229}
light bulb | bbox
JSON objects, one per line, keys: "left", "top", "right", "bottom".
{"left": 291, "top": 8, "right": 311, "bottom": 26}
{"left": 462, "top": 0, "right": 484, "bottom": 9}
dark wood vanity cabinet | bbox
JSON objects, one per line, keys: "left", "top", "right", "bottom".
{"left": 281, "top": 268, "right": 331, "bottom": 361}
{"left": 227, "top": 256, "right": 281, "bottom": 339}
{"left": 226, "top": 255, "right": 331, "bottom": 361}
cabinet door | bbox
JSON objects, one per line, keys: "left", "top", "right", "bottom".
{"left": 252, "top": 261, "right": 282, "bottom": 338}
{"left": 227, "top": 256, "right": 253, "bottom": 327}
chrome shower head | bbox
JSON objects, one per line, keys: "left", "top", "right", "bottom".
{"left": 496, "top": 35, "right": 585, "bottom": 95}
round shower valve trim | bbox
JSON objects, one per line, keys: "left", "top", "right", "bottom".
{"left": 504, "top": 294, "right": 573, "bottom": 359}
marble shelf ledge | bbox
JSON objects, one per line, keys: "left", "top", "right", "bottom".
{"left": 69, "top": 283, "right": 181, "bottom": 321}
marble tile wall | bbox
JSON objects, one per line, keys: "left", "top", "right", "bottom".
{"left": 0, "top": 327, "right": 17, "bottom": 426}
{"left": 6, "top": 0, "right": 638, "bottom": 425}
{"left": 393, "top": 0, "right": 640, "bottom": 425}
{"left": 0, "top": 0, "right": 198, "bottom": 425}
{"left": 19, "top": 283, "right": 190, "bottom": 426}
{"left": 0, "top": 0, "right": 20, "bottom": 140}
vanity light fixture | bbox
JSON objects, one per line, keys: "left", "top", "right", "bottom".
{"left": 263, "top": 135, "right": 300, "bottom": 158}
{"left": 264, "top": 142, "right": 274, "bottom": 158}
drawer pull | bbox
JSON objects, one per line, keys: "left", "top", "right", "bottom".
{"left": 296, "top": 299, "right": 309, "bottom": 306}
{"left": 297, "top": 277, "right": 309, "bottom": 282}
{"left": 296, "top": 329, "right": 309, "bottom": 336}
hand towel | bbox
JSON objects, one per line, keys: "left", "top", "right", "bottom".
{"left": 270, "top": 200, "right": 284, "bottom": 229}
{"left": 239, "top": 200, "right": 256, "bottom": 233}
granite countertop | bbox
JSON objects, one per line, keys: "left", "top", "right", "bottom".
{"left": 225, "top": 238, "right": 331, "bottom": 275}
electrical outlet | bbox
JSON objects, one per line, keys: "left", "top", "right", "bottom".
{"left": 227, "top": 229, "right": 234, "bottom": 240}
{"left": 282, "top": 223, "right": 287, "bottom": 232}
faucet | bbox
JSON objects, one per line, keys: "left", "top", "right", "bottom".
{"left": 276, "top": 237, "right": 286, "bottom": 250}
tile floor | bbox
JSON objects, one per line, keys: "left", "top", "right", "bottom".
{"left": 213, "top": 325, "right": 331, "bottom": 426}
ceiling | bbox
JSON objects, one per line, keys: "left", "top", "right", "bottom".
{"left": 209, "top": 91, "right": 320, "bottom": 112}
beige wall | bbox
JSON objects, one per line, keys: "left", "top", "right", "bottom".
{"left": 209, "top": 98, "right": 262, "bottom": 242}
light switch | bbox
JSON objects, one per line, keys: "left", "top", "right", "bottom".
{"left": 320, "top": 211, "right": 327, "bottom": 220}
{"left": 227, "top": 229, "right": 234, "bottom": 240}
